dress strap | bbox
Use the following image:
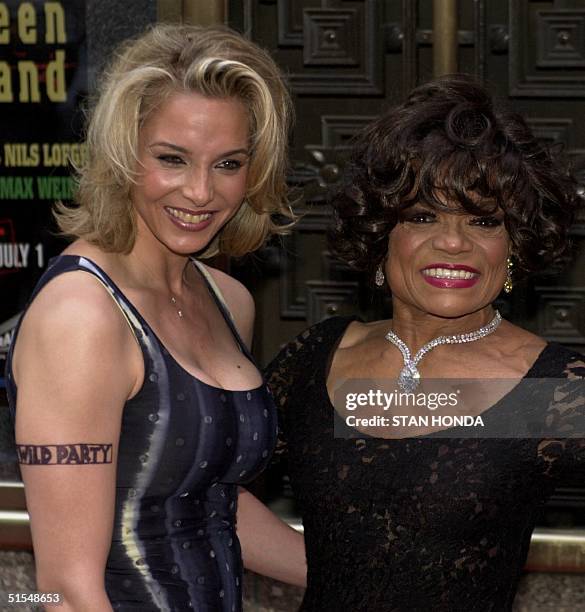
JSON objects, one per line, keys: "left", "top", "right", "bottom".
{"left": 50, "top": 255, "right": 144, "bottom": 343}
{"left": 191, "top": 259, "right": 254, "bottom": 361}
{"left": 7, "top": 255, "right": 141, "bottom": 355}
{"left": 191, "top": 260, "right": 234, "bottom": 320}
{"left": 5, "top": 254, "right": 149, "bottom": 422}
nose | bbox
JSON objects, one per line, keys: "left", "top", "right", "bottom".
{"left": 431, "top": 218, "right": 473, "bottom": 254}
{"left": 182, "top": 167, "right": 213, "bottom": 206}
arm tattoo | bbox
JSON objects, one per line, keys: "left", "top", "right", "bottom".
{"left": 16, "top": 443, "right": 113, "bottom": 465}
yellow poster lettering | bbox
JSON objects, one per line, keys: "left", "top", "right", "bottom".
{"left": 0, "top": 4, "right": 8, "bottom": 44}
{"left": 0, "top": 2, "right": 68, "bottom": 102}
{"left": 0, "top": 1, "right": 67, "bottom": 45}
{"left": 46, "top": 50, "right": 66, "bottom": 102}
{"left": 18, "top": 61, "right": 40, "bottom": 102}
{"left": 3, "top": 144, "right": 40, "bottom": 167}
{"left": 42, "top": 143, "right": 87, "bottom": 167}
{"left": 45, "top": 2, "right": 66, "bottom": 44}
{"left": 0, "top": 61, "right": 12, "bottom": 101}
{"left": 17, "top": 3, "right": 37, "bottom": 45}
{"left": 0, "top": 53, "right": 66, "bottom": 103}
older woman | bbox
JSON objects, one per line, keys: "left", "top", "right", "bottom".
{"left": 267, "top": 75, "right": 585, "bottom": 611}
{"left": 6, "top": 25, "right": 305, "bottom": 611}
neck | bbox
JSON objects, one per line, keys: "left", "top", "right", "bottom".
{"left": 121, "top": 226, "right": 192, "bottom": 297}
{"left": 390, "top": 301, "right": 497, "bottom": 352}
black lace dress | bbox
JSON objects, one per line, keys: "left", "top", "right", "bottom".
{"left": 265, "top": 316, "right": 585, "bottom": 612}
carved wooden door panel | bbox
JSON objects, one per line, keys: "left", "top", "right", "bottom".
{"left": 230, "top": 0, "right": 585, "bottom": 365}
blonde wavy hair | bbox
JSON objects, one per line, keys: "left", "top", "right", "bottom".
{"left": 56, "top": 24, "right": 293, "bottom": 257}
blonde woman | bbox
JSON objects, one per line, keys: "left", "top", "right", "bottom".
{"left": 6, "top": 25, "right": 305, "bottom": 611}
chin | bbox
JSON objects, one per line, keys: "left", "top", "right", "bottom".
{"left": 175, "top": 243, "right": 213, "bottom": 257}
{"left": 165, "top": 232, "right": 217, "bottom": 255}
{"left": 418, "top": 300, "right": 489, "bottom": 320}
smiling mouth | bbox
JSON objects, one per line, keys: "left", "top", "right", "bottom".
{"left": 166, "top": 207, "right": 212, "bottom": 224}
{"left": 422, "top": 268, "right": 479, "bottom": 280}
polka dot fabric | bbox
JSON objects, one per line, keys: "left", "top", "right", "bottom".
{"left": 6, "top": 255, "right": 277, "bottom": 611}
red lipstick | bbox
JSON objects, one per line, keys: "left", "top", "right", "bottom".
{"left": 421, "top": 263, "right": 480, "bottom": 289}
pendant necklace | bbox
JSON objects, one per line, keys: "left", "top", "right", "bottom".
{"left": 169, "top": 264, "right": 191, "bottom": 319}
{"left": 385, "top": 310, "right": 502, "bottom": 392}
{"left": 169, "top": 296, "right": 184, "bottom": 318}
{"left": 132, "top": 252, "right": 190, "bottom": 320}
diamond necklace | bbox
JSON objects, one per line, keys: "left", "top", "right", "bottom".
{"left": 385, "top": 310, "right": 502, "bottom": 392}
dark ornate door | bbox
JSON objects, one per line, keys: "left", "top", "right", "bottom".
{"left": 230, "top": 0, "right": 585, "bottom": 361}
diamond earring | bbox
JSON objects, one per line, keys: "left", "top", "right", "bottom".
{"left": 503, "top": 257, "right": 513, "bottom": 294}
{"left": 375, "top": 264, "right": 385, "bottom": 287}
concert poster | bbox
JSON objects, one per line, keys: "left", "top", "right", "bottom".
{"left": 0, "top": 0, "right": 86, "bottom": 377}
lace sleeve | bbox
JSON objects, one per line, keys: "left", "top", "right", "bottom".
{"left": 264, "top": 335, "right": 306, "bottom": 459}
{"left": 537, "top": 353, "right": 585, "bottom": 474}
{"left": 264, "top": 317, "right": 357, "bottom": 460}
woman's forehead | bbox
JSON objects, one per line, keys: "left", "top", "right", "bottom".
{"left": 403, "top": 188, "right": 501, "bottom": 211}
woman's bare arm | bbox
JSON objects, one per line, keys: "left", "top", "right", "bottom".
{"left": 236, "top": 488, "right": 306, "bottom": 587}
{"left": 13, "top": 273, "right": 142, "bottom": 611}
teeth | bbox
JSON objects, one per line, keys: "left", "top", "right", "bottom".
{"left": 422, "top": 268, "right": 477, "bottom": 280}
{"left": 167, "top": 208, "right": 212, "bottom": 224}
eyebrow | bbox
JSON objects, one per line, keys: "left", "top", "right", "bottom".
{"left": 149, "top": 142, "right": 250, "bottom": 157}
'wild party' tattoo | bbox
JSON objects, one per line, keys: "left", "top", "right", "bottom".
{"left": 16, "top": 443, "right": 112, "bottom": 465}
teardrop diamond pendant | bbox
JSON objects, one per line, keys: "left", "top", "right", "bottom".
{"left": 398, "top": 362, "right": 420, "bottom": 393}
{"left": 386, "top": 310, "right": 502, "bottom": 392}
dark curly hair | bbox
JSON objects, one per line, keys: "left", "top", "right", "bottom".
{"left": 329, "top": 74, "right": 580, "bottom": 286}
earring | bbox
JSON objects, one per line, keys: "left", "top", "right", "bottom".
{"left": 375, "top": 263, "right": 385, "bottom": 287}
{"left": 503, "top": 257, "right": 513, "bottom": 294}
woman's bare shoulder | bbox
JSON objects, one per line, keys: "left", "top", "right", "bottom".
{"left": 198, "top": 262, "right": 253, "bottom": 307}
{"left": 60, "top": 239, "right": 118, "bottom": 271}
{"left": 12, "top": 266, "right": 141, "bottom": 393}
{"left": 492, "top": 320, "right": 548, "bottom": 360}
{"left": 338, "top": 319, "right": 390, "bottom": 350}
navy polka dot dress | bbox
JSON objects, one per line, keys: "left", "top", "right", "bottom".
{"left": 6, "top": 255, "right": 278, "bottom": 611}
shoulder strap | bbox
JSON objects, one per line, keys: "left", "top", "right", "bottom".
{"left": 5, "top": 254, "right": 148, "bottom": 421}
{"left": 11, "top": 255, "right": 146, "bottom": 354}
{"left": 191, "top": 259, "right": 253, "bottom": 360}
{"left": 60, "top": 255, "right": 145, "bottom": 342}
{"left": 191, "top": 260, "right": 234, "bottom": 320}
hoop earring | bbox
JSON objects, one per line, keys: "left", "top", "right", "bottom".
{"left": 375, "top": 263, "right": 385, "bottom": 287}
{"left": 503, "top": 257, "right": 513, "bottom": 294}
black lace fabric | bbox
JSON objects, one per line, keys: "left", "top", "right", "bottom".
{"left": 265, "top": 316, "right": 585, "bottom": 612}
